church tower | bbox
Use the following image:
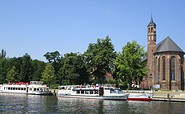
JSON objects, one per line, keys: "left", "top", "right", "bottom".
{"left": 147, "top": 17, "right": 156, "bottom": 88}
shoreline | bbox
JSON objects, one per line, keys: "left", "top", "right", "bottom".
{"left": 153, "top": 90, "right": 185, "bottom": 102}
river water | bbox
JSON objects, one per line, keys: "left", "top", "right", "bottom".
{"left": 0, "top": 93, "right": 185, "bottom": 114}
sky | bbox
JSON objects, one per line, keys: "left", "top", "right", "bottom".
{"left": 0, "top": 0, "right": 185, "bottom": 61}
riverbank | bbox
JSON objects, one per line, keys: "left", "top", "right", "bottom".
{"left": 153, "top": 90, "right": 185, "bottom": 102}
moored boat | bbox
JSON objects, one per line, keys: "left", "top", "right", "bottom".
{"left": 57, "top": 84, "right": 129, "bottom": 100}
{"left": 0, "top": 81, "right": 52, "bottom": 95}
{"left": 123, "top": 90, "right": 153, "bottom": 101}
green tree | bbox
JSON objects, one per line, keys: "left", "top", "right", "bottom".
{"left": 84, "top": 36, "right": 116, "bottom": 84}
{"left": 0, "top": 49, "right": 6, "bottom": 58}
{"left": 59, "top": 53, "right": 88, "bottom": 85}
{"left": 44, "top": 51, "right": 61, "bottom": 63}
{"left": 115, "top": 41, "right": 147, "bottom": 89}
{"left": 6, "top": 66, "right": 17, "bottom": 83}
{"left": 44, "top": 51, "right": 62, "bottom": 84}
{"left": 41, "top": 63, "right": 56, "bottom": 87}
{"left": 0, "top": 58, "right": 8, "bottom": 83}
{"left": 19, "top": 53, "right": 33, "bottom": 82}
{"left": 31, "top": 60, "right": 46, "bottom": 81}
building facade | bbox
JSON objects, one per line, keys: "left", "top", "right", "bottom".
{"left": 146, "top": 18, "right": 185, "bottom": 90}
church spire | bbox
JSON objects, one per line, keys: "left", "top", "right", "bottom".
{"left": 148, "top": 15, "right": 156, "bottom": 27}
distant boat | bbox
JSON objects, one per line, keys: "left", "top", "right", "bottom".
{"left": 57, "top": 84, "right": 129, "bottom": 100}
{"left": 123, "top": 90, "right": 153, "bottom": 101}
{"left": 0, "top": 81, "right": 52, "bottom": 95}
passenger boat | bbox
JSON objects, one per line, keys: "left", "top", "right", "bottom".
{"left": 57, "top": 84, "right": 129, "bottom": 100}
{"left": 0, "top": 81, "right": 52, "bottom": 95}
{"left": 123, "top": 90, "right": 153, "bottom": 101}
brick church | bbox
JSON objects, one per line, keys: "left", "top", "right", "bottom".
{"left": 143, "top": 17, "right": 185, "bottom": 90}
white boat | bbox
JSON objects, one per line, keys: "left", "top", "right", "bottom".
{"left": 57, "top": 85, "right": 129, "bottom": 100}
{"left": 0, "top": 81, "right": 52, "bottom": 95}
{"left": 123, "top": 90, "right": 153, "bottom": 101}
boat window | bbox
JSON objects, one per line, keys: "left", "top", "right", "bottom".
{"left": 90, "top": 90, "right": 93, "bottom": 94}
{"left": 85, "top": 91, "right": 89, "bottom": 94}
{"left": 118, "top": 89, "right": 123, "bottom": 94}
{"left": 60, "top": 87, "right": 65, "bottom": 90}
{"left": 81, "top": 90, "right": 84, "bottom": 94}
{"left": 37, "top": 88, "right": 39, "bottom": 91}
{"left": 94, "top": 90, "right": 98, "bottom": 94}
{"left": 76, "top": 90, "right": 80, "bottom": 94}
{"left": 40, "top": 88, "right": 43, "bottom": 92}
{"left": 34, "top": 88, "right": 36, "bottom": 91}
{"left": 110, "top": 89, "right": 114, "bottom": 93}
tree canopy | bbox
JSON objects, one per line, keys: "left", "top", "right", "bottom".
{"left": 41, "top": 63, "right": 56, "bottom": 87}
{"left": 0, "top": 37, "right": 147, "bottom": 89}
{"left": 84, "top": 36, "right": 116, "bottom": 84}
{"left": 115, "top": 41, "right": 147, "bottom": 89}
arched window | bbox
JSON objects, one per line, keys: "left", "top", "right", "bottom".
{"left": 162, "top": 56, "right": 165, "bottom": 80}
{"left": 170, "top": 56, "right": 175, "bottom": 81}
{"left": 158, "top": 57, "right": 160, "bottom": 81}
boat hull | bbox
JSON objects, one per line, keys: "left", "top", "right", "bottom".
{"left": 127, "top": 97, "right": 152, "bottom": 101}
{"left": 127, "top": 93, "right": 153, "bottom": 101}
{"left": 57, "top": 94, "right": 129, "bottom": 100}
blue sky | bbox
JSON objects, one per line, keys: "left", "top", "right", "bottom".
{"left": 0, "top": 0, "right": 185, "bottom": 61}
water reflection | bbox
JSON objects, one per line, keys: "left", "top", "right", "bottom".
{"left": 57, "top": 97, "right": 127, "bottom": 113}
{"left": 0, "top": 93, "right": 185, "bottom": 113}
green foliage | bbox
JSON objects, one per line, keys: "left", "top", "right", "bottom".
{"left": 32, "top": 60, "right": 45, "bottom": 81}
{"left": 115, "top": 41, "right": 147, "bottom": 89}
{"left": 0, "top": 39, "right": 147, "bottom": 88}
{"left": 0, "top": 58, "right": 8, "bottom": 83}
{"left": 59, "top": 52, "right": 88, "bottom": 85}
{"left": 41, "top": 63, "right": 56, "bottom": 86}
{"left": 6, "top": 66, "right": 17, "bottom": 82}
{"left": 0, "top": 49, "right": 6, "bottom": 58}
{"left": 44, "top": 51, "right": 62, "bottom": 84}
{"left": 84, "top": 36, "right": 116, "bottom": 84}
{"left": 19, "top": 53, "right": 33, "bottom": 82}
{"left": 44, "top": 51, "right": 61, "bottom": 63}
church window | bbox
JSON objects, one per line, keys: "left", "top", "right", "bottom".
{"left": 158, "top": 57, "right": 160, "bottom": 81}
{"left": 170, "top": 56, "right": 175, "bottom": 81}
{"left": 162, "top": 56, "right": 166, "bottom": 80}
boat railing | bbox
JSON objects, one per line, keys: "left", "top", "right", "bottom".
{"left": 123, "top": 90, "right": 153, "bottom": 94}
{"left": 58, "top": 84, "right": 117, "bottom": 91}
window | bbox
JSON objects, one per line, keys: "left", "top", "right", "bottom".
{"left": 90, "top": 90, "right": 93, "bottom": 94}
{"left": 94, "top": 90, "right": 98, "bottom": 94}
{"left": 81, "top": 90, "right": 84, "bottom": 94}
{"left": 76, "top": 90, "right": 80, "bottom": 94}
{"left": 170, "top": 56, "right": 175, "bottom": 81}
{"left": 158, "top": 57, "right": 160, "bottom": 81}
{"left": 162, "top": 56, "right": 166, "bottom": 80}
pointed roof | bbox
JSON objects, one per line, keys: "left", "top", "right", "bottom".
{"left": 155, "top": 36, "right": 184, "bottom": 53}
{"left": 148, "top": 16, "right": 156, "bottom": 27}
